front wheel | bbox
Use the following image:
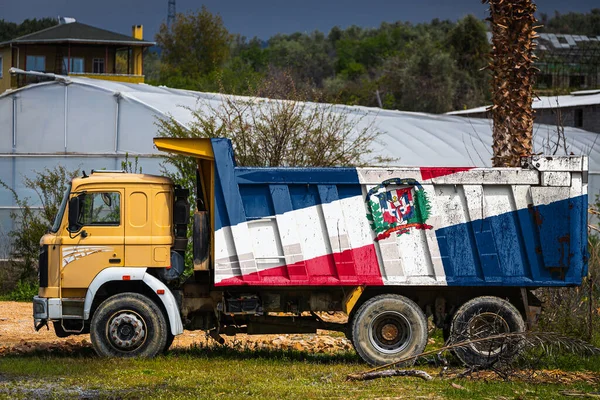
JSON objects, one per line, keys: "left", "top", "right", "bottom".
{"left": 90, "top": 293, "right": 168, "bottom": 358}
{"left": 351, "top": 294, "right": 428, "bottom": 366}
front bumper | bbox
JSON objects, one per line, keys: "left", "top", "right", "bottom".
{"left": 33, "top": 296, "right": 47, "bottom": 319}
{"left": 33, "top": 296, "right": 63, "bottom": 330}
{"left": 33, "top": 296, "right": 48, "bottom": 330}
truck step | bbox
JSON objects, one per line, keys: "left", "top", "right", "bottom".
{"left": 61, "top": 314, "right": 84, "bottom": 319}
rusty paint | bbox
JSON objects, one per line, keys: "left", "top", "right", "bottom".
{"left": 528, "top": 204, "right": 544, "bottom": 226}
{"left": 558, "top": 235, "right": 570, "bottom": 243}
{"left": 557, "top": 234, "right": 572, "bottom": 269}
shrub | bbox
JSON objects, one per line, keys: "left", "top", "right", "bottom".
{"left": 0, "top": 165, "right": 79, "bottom": 288}
{"left": 0, "top": 280, "right": 39, "bottom": 302}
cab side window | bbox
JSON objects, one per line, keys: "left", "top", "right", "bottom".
{"left": 78, "top": 192, "right": 121, "bottom": 226}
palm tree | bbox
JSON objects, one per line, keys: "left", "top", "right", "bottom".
{"left": 485, "top": 0, "right": 538, "bottom": 167}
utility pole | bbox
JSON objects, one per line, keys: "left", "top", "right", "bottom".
{"left": 167, "top": 0, "right": 176, "bottom": 29}
{"left": 485, "top": 0, "right": 538, "bottom": 167}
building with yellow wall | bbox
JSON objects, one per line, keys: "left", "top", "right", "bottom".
{"left": 0, "top": 20, "right": 154, "bottom": 93}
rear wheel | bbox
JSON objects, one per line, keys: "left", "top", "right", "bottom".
{"left": 449, "top": 296, "right": 525, "bottom": 366}
{"left": 90, "top": 293, "right": 168, "bottom": 358}
{"left": 351, "top": 294, "right": 428, "bottom": 366}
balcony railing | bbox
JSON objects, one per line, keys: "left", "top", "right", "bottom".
{"left": 11, "top": 70, "right": 145, "bottom": 89}
{"left": 67, "top": 72, "right": 145, "bottom": 84}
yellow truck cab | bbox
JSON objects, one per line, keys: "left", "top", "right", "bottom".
{"left": 35, "top": 171, "right": 185, "bottom": 354}
{"left": 40, "top": 172, "right": 175, "bottom": 297}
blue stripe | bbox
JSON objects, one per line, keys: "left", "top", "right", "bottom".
{"left": 436, "top": 195, "right": 588, "bottom": 286}
{"left": 213, "top": 138, "right": 246, "bottom": 231}
{"left": 235, "top": 167, "right": 360, "bottom": 184}
{"left": 270, "top": 185, "right": 294, "bottom": 215}
{"left": 212, "top": 139, "right": 362, "bottom": 230}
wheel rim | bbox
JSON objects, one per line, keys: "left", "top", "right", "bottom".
{"left": 368, "top": 311, "right": 413, "bottom": 354}
{"left": 106, "top": 310, "right": 147, "bottom": 352}
{"left": 467, "top": 312, "right": 509, "bottom": 356}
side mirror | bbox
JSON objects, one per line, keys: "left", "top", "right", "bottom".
{"left": 68, "top": 196, "right": 81, "bottom": 232}
{"left": 101, "top": 193, "right": 112, "bottom": 207}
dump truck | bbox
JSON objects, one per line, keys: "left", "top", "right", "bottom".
{"left": 32, "top": 138, "right": 589, "bottom": 365}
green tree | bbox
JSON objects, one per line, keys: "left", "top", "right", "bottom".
{"left": 382, "top": 38, "right": 458, "bottom": 113}
{"left": 0, "top": 18, "right": 56, "bottom": 42}
{"left": 231, "top": 36, "right": 269, "bottom": 71}
{"left": 539, "top": 9, "right": 600, "bottom": 36}
{"left": 143, "top": 49, "right": 162, "bottom": 84}
{"left": 447, "top": 15, "right": 490, "bottom": 73}
{"left": 156, "top": 6, "right": 232, "bottom": 83}
{"left": 267, "top": 31, "right": 335, "bottom": 86}
{"left": 446, "top": 15, "right": 491, "bottom": 110}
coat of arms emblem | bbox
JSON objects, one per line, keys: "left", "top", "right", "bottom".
{"left": 365, "top": 178, "right": 432, "bottom": 241}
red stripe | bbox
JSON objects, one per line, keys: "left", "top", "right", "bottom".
{"left": 215, "top": 244, "right": 383, "bottom": 286}
{"left": 420, "top": 167, "right": 474, "bottom": 180}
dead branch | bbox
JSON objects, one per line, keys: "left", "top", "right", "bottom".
{"left": 588, "top": 208, "right": 600, "bottom": 216}
{"left": 589, "top": 224, "right": 600, "bottom": 235}
{"left": 347, "top": 369, "right": 433, "bottom": 382}
{"left": 347, "top": 331, "right": 600, "bottom": 381}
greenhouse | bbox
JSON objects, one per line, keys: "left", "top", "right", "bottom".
{"left": 1, "top": 72, "right": 600, "bottom": 251}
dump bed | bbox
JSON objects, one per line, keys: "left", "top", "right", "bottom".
{"left": 210, "top": 139, "right": 588, "bottom": 288}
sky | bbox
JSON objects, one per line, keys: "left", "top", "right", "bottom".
{"left": 1, "top": 0, "right": 598, "bottom": 42}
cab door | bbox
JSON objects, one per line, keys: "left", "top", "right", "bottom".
{"left": 61, "top": 190, "right": 125, "bottom": 289}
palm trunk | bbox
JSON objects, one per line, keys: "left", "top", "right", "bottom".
{"left": 485, "top": 0, "right": 538, "bottom": 167}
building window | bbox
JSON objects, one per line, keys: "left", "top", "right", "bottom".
{"left": 574, "top": 109, "right": 583, "bottom": 128}
{"left": 69, "top": 57, "right": 84, "bottom": 74}
{"left": 0, "top": 55, "right": 3, "bottom": 78}
{"left": 26, "top": 55, "right": 45, "bottom": 72}
{"left": 93, "top": 58, "right": 105, "bottom": 74}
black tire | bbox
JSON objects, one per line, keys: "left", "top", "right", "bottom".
{"left": 351, "top": 294, "right": 428, "bottom": 366}
{"left": 90, "top": 293, "right": 168, "bottom": 358}
{"left": 449, "top": 296, "right": 525, "bottom": 367}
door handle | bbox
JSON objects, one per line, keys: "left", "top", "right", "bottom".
{"left": 109, "top": 258, "right": 121, "bottom": 264}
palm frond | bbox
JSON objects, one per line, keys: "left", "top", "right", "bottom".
{"left": 347, "top": 331, "right": 600, "bottom": 381}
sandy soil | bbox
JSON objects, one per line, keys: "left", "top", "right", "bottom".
{"left": 2, "top": 302, "right": 599, "bottom": 387}
{"left": 0, "top": 301, "right": 352, "bottom": 354}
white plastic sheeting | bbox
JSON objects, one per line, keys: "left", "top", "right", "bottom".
{"left": 447, "top": 90, "right": 600, "bottom": 115}
{"left": 1, "top": 76, "right": 600, "bottom": 251}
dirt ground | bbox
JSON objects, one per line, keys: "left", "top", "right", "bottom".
{"left": 2, "top": 301, "right": 600, "bottom": 389}
{"left": 0, "top": 301, "right": 352, "bottom": 355}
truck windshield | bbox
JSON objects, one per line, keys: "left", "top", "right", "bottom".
{"left": 50, "top": 185, "right": 71, "bottom": 233}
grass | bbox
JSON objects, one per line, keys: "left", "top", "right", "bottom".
{"left": 0, "top": 342, "right": 599, "bottom": 399}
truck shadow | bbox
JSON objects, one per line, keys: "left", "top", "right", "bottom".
{"left": 167, "top": 343, "right": 362, "bottom": 364}
{"left": 0, "top": 341, "right": 362, "bottom": 364}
